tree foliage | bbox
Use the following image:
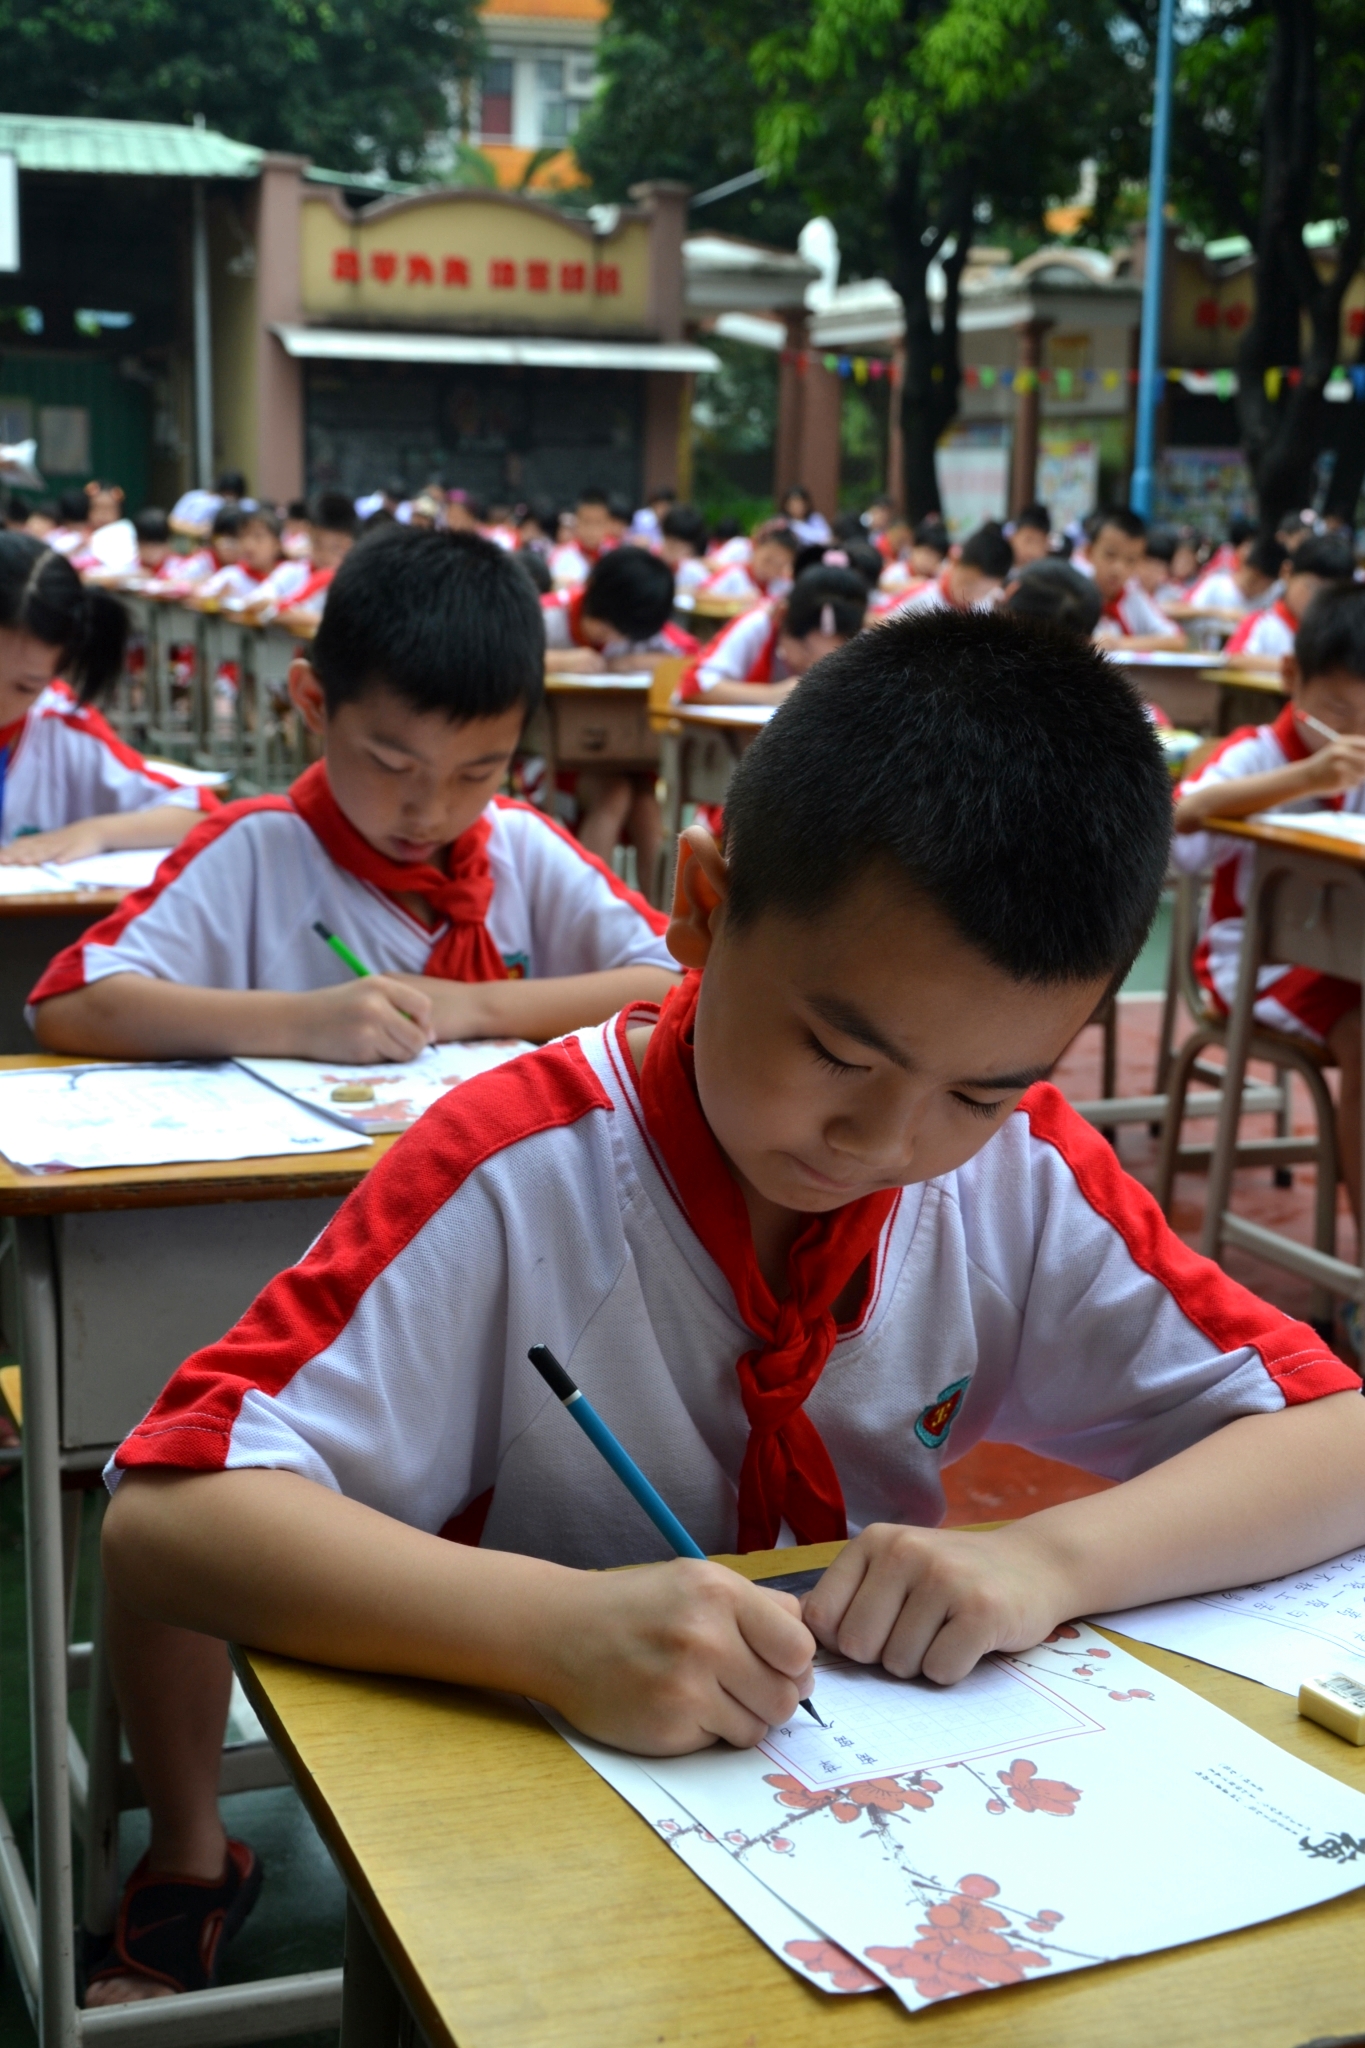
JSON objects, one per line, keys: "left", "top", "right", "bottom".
{"left": 0, "top": 0, "right": 482, "bottom": 177}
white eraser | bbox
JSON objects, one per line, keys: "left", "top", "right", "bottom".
{"left": 1298, "top": 1669, "right": 1365, "bottom": 1744}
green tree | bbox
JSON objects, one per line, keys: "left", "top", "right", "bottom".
{"left": 1170, "top": 0, "right": 1365, "bottom": 529}
{"left": 0, "top": 0, "right": 482, "bottom": 178}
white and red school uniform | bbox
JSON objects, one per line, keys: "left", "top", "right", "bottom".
{"left": 30, "top": 782, "right": 674, "bottom": 1009}
{"left": 1093, "top": 580, "right": 1178, "bottom": 640}
{"left": 108, "top": 996, "right": 1355, "bottom": 1561}
{"left": 1173, "top": 702, "right": 1365, "bottom": 1041}
{"left": 196, "top": 562, "right": 270, "bottom": 606}
{"left": 1184, "top": 566, "right": 1263, "bottom": 616}
{"left": 0, "top": 686, "right": 217, "bottom": 846}
{"left": 275, "top": 565, "right": 337, "bottom": 624}
{"left": 541, "top": 589, "right": 698, "bottom": 661}
{"left": 706, "top": 536, "right": 752, "bottom": 571}
{"left": 672, "top": 556, "right": 711, "bottom": 598}
{"left": 549, "top": 538, "right": 617, "bottom": 589}
{"left": 678, "top": 604, "right": 783, "bottom": 701}
{"left": 1224, "top": 598, "right": 1297, "bottom": 661}
{"left": 79, "top": 520, "right": 139, "bottom": 575}
{"left": 885, "top": 568, "right": 998, "bottom": 621}
{"left": 156, "top": 546, "right": 219, "bottom": 589}
{"left": 245, "top": 559, "right": 312, "bottom": 613}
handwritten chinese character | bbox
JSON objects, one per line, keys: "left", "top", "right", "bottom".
{"left": 1299, "top": 1830, "right": 1365, "bottom": 1864}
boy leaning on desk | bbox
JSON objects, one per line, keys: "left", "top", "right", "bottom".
{"left": 1173, "top": 581, "right": 1365, "bottom": 1343}
{"left": 82, "top": 609, "right": 1365, "bottom": 2008}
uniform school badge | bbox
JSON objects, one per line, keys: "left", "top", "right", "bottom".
{"left": 914, "top": 1377, "right": 971, "bottom": 1449}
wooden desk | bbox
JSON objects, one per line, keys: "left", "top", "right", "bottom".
{"left": 540, "top": 671, "right": 658, "bottom": 774}
{"left": 0, "top": 890, "right": 124, "bottom": 1056}
{"left": 1105, "top": 651, "right": 1279, "bottom": 736}
{"left": 0, "top": 1056, "right": 391, "bottom": 2044}
{"left": 1198, "top": 815, "right": 1365, "bottom": 1310}
{"left": 239, "top": 1537, "right": 1365, "bottom": 2048}
{"left": 656, "top": 700, "right": 776, "bottom": 845}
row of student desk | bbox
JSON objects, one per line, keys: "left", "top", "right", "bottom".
{"left": 1, "top": 1052, "right": 1364, "bottom": 2044}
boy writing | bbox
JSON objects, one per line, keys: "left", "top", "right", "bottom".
{"left": 679, "top": 564, "right": 867, "bottom": 704}
{"left": 31, "top": 528, "right": 679, "bottom": 1065}
{"left": 91, "top": 610, "right": 1365, "bottom": 2005}
{"left": 541, "top": 546, "right": 698, "bottom": 672}
{"left": 1173, "top": 582, "right": 1365, "bottom": 1263}
{"left": 886, "top": 521, "right": 1013, "bottom": 618}
{"left": 1222, "top": 532, "right": 1355, "bottom": 666}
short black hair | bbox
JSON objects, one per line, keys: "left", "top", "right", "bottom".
{"left": 607, "top": 491, "right": 633, "bottom": 524}
{"left": 211, "top": 507, "right": 243, "bottom": 539}
{"left": 57, "top": 489, "right": 89, "bottom": 524}
{"left": 755, "top": 524, "right": 799, "bottom": 557}
{"left": 0, "top": 534, "right": 127, "bottom": 703}
{"left": 1015, "top": 503, "right": 1050, "bottom": 534}
{"left": 214, "top": 470, "right": 248, "bottom": 496}
{"left": 1292, "top": 533, "right": 1356, "bottom": 581}
{"left": 785, "top": 565, "right": 868, "bottom": 640}
{"left": 913, "top": 516, "right": 950, "bottom": 555}
{"left": 1245, "top": 534, "right": 1287, "bottom": 580}
{"left": 723, "top": 608, "right": 1170, "bottom": 985}
{"left": 793, "top": 539, "right": 883, "bottom": 589}
{"left": 1095, "top": 506, "right": 1146, "bottom": 543}
{"left": 662, "top": 504, "right": 708, "bottom": 552}
{"left": 134, "top": 507, "right": 170, "bottom": 544}
{"left": 514, "top": 546, "right": 552, "bottom": 595}
{"left": 240, "top": 506, "right": 281, "bottom": 539}
{"left": 581, "top": 546, "right": 674, "bottom": 640}
{"left": 1296, "top": 582, "right": 1365, "bottom": 682}
{"left": 1143, "top": 527, "right": 1179, "bottom": 564}
{"left": 959, "top": 522, "right": 1014, "bottom": 580}
{"left": 311, "top": 527, "right": 544, "bottom": 720}
{"left": 577, "top": 486, "right": 609, "bottom": 509}
{"left": 1228, "top": 514, "right": 1257, "bottom": 548}
{"left": 1005, "top": 559, "right": 1102, "bottom": 638}
{"left": 309, "top": 489, "right": 359, "bottom": 536}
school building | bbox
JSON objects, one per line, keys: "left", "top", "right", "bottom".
{"left": 0, "top": 110, "right": 715, "bottom": 512}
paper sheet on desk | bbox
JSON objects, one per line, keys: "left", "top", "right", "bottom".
{"left": 45, "top": 849, "right": 171, "bottom": 889}
{"left": 1094, "top": 1543, "right": 1365, "bottom": 1696}
{"left": 1255, "top": 809, "right": 1365, "bottom": 847}
{"left": 0, "top": 866, "right": 74, "bottom": 896}
{"left": 0, "top": 1062, "right": 369, "bottom": 1172}
{"left": 236, "top": 1040, "right": 534, "bottom": 1134}
{"left": 550, "top": 1636, "right": 1365, "bottom": 2010}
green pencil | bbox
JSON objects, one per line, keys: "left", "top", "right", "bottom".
{"left": 312, "top": 919, "right": 371, "bottom": 978}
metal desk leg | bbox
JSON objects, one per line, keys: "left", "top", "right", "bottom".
{"left": 340, "top": 1895, "right": 403, "bottom": 2047}
{"left": 659, "top": 727, "right": 683, "bottom": 852}
{"left": 15, "top": 1215, "right": 79, "bottom": 2047}
{"left": 1200, "top": 849, "right": 1272, "bottom": 1261}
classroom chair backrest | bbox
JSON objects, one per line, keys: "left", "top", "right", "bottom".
{"left": 648, "top": 657, "right": 687, "bottom": 731}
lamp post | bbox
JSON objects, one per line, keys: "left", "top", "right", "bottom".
{"left": 1130, "top": 0, "right": 1176, "bottom": 516}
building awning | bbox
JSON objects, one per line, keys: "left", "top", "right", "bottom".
{"left": 271, "top": 324, "right": 720, "bottom": 372}
{"left": 0, "top": 113, "right": 262, "bottom": 178}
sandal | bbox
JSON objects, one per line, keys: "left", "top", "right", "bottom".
{"left": 82, "top": 1838, "right": 263, "bottom": 2001}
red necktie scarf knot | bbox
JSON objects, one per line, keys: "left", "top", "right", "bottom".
{"left": 639, "top": 973, "right": 897, "bottom": 1551}
{"left": 289, "top": 761, "right": 509, "bottom": 983}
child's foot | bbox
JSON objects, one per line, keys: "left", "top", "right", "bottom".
{"left": 82, "top": 1839, "right": 262, "bottom": 2005}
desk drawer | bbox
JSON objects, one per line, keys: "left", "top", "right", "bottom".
{"left": 55, "top": 1198, "right": 341, "bottom": 1448}
{"left": 554, "top": 698, "right": 659, "bottom": 765}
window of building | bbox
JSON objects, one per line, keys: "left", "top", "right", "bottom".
{"left": 479, "top": 59, "right": 514, "bottom": 142}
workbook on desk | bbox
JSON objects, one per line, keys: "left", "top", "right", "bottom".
{"left": 1095, "top": 1542, "right": 1365, "bottom": 1697}
{"left": 0, "top": 848, "right": 168, "bottom": 895}
{"left": 236, "top": 1039, "right": 534, "bottom": 1134}
{"left": 550, "top": 1625, "right": 1365, "bottom": 2011}
{"left": 0, "top": 1061, "right": 369, "bottom": 1173}
{"left": 1254, "top": 809, "right": 1365, "bottom": 848}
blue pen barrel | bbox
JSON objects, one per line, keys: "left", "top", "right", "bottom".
{"left": 567, "top": 1392, "right": 707, "bottom": 1560}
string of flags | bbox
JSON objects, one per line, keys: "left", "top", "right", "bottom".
{"left": 780, "top": 349, "right": 1365, "bottom": 402}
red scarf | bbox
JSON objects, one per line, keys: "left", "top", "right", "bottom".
{"left": 290, "top": 761, "right": 509, "bottom": 983}
{"left": 639, "top": 974, "right": 897, "bottom": 1550}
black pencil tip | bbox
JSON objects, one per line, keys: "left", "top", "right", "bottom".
{"left": 312, "top": 920, "right": 334, "bottom": 942}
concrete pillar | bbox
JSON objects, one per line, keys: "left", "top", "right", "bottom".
{"left": 642, "top": 371, "right": 684, "bottom": 495}
{"left": 886, "top": 348, "right": 905, "bottom": 512}
{"left": 1009, "top": 316, "right": 1052, "bottom": 514}
{"left": 630, "top": 180, "right": 690, "bottom": 340}
{"left": 253, "top": 154, "right": 307, "bottom": 504}
{"left": 774, "top": 315, "right": 841, "bottom": 518}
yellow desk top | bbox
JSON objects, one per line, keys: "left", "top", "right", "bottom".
{"left": 1204, "top": 814, "right": 1365, "bottom": 867}
{"left": 0, "top": 1055, "right": 392, "bottom": 1216}
{"left": 238, "top": 1540, "right": 1365, "bottom": 2048}
{"left": 0, "top": 888, "right": 124, "bottom": 918}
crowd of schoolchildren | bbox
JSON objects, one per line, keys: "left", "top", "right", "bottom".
{"left": 3, "top": 456, "right": 1365, "bottom": 2011}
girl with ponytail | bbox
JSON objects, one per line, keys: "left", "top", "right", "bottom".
{"left": 0, "top": 534, "right": 218, "bottom": 864}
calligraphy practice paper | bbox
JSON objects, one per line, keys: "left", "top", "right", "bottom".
{"left": 1096, "top": 1544, "right": 1365, "bottom": 1697}
{"left": 236, "top": 1041, "right": 533, "bottom": 1135}
{"left": 0, "top": 1062, "right": 368, "bottom": 1172}
{"left": 556, "top": 1634, "right": 1365, "bottom": 2011}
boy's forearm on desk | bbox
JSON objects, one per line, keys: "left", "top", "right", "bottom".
{"left": 420, "top": 965, "right": 681, "bottom": 1042}
{"left": 33, "top": 977, "right": 316, "bottom": 1059}
{"left": 1000, "top": 1390, "right": 1365, "bottom": 1617}
{"left": 1173, "top": 758, "right": 1315, "bottom": 830}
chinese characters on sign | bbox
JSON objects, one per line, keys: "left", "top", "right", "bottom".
{"left": 331, "top": 250, "right": 621, "bottom": 294}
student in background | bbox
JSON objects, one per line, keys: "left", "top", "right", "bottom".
{"left": 551, "top": 487, "right": 616, "bottom": 586}
{"left": 517, "top": 498, "right": 557, "bottom": 558}
{"left": 163, "top": 507, "right": 238, "bottom": 591}
{"left": 46, "top": 489, "right": 93, "bottom": 558}
{"left": 1008, "top": 503, "right": 1051, "bottom": 569}
{"left": 269, "top": 490, "right": 358, "bottom": 626}
{"left": 886, "top": 521, "right": 1013, "bottom": 618}
{"left": 1174, "top": 582, "right": 1365, "bottom": 1338}
{"left": 1004, "top": 558, "right": 1102, "bottom": 639}
{"left": 76, "top": 482, "right": 138, "bottom": 575}
{"left": 659, "top": 504, "right": 710, "bottom": 597}
{"left": 699, "top": 525, "right": 799, "bottom": 605}
{"left": 1177, "top": 533, "right": 1284, "bottom": 624}
{"left": 23, "top": 499, "right": 60, "bottom": 540}
{"left": 909, "top": 515, "right": 951, "bottom": 581}
{"left": 100, "top": 610, "right": 1365, "bottom": 2019}
{"left": 32, "top": 528, "right": 678, "bottom": 1064}
{"left": 0, "top": 535, "right": 216, "bottom": 864}
{"left": 194, "top": 509, "right": 281, "bottom": 606}
{"left": 1223, "top": 534, "right": 1355, "bottom": 665}
{"left": 1088, "top": 509, "right": 1187, "bottom": 651}
{"left": 280, "top": 500, "right": 312, "bottom": 560}
{"left": 542, "top": 546, "right": 700, "bottom": 672}
{"left": 779, "top": 485, "right": 832, "bottom": 547}
{"left": 132, "top": 509, "right": 176, "bottom": 580}
{"left": 680, "top": 564, "right": 867, "bottom": 705}
{"left": 1136, "top": 527, "right": 1183, "bottom": 604}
